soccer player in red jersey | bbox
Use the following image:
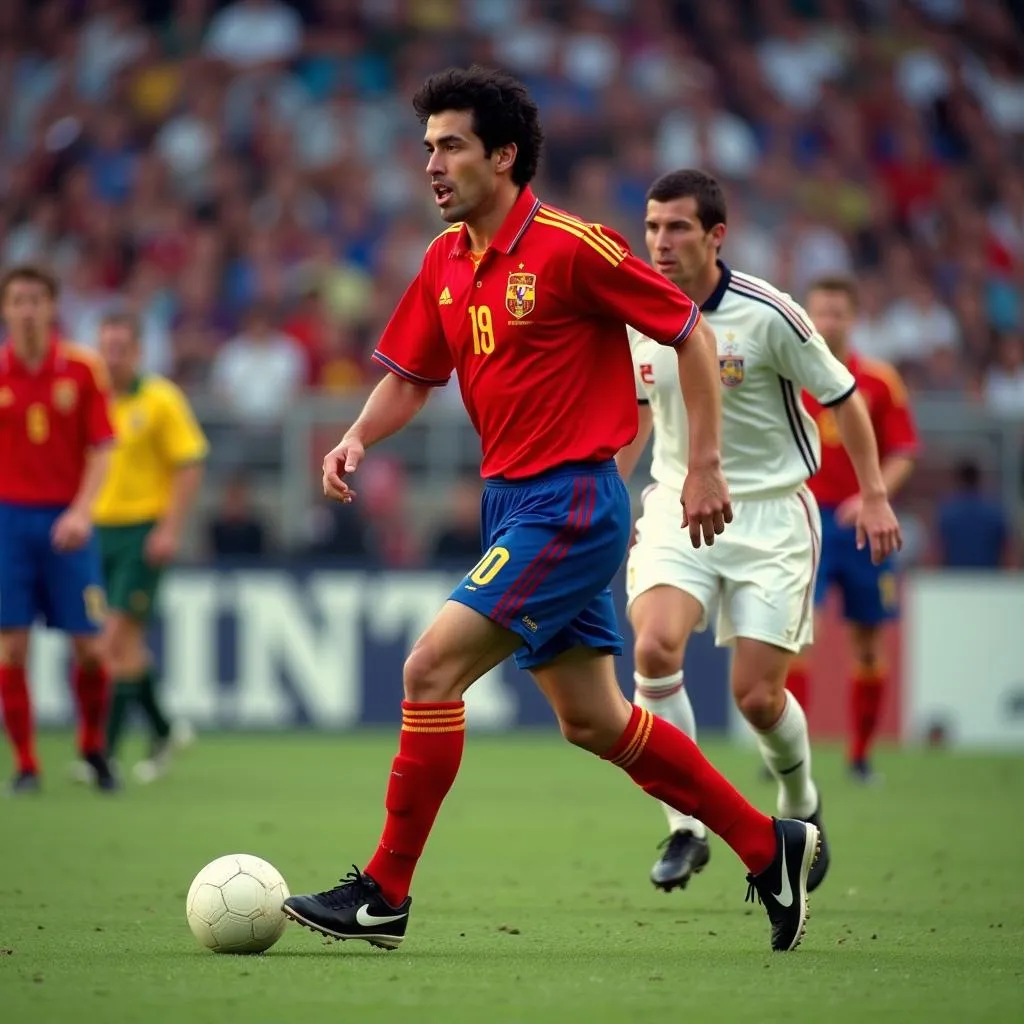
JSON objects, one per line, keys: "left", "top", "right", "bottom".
{"left": 0, "top": 264, "right": 118, "bottom": 793}
{"left": 282, "top": 67, "right": 821, "bottom": 954}
{"left": 786, "top": 277, "right": 918, "bottom": 782}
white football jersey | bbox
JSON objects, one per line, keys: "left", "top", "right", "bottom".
{"left": 630, "top": 264, "right": 856, "bottom": 500}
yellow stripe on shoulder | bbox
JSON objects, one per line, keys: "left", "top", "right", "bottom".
{"left": 537, "top": 206, "right": 626, "bottom": 263}
{"left": 534, "top": 214, "right": 624, "bottom": 267}
{"left": 428, "top": 223, "right": 463, "bottom": 246}
{"left": 60, "top": 342, "right": 111, "bottom": 391}
{"left": 861, "top": 356, "right": 909, "bottom": 405}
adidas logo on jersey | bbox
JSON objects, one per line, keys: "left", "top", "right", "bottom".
{"left": 438, "top": 287, "right": 453, "bottom": 305}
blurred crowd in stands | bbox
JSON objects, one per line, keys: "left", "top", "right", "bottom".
{"left": 2, "top": 0, "right": 1023, "bottom": 419}
{"left": 1, "top": 0, "right": 1022, "bottom": 566}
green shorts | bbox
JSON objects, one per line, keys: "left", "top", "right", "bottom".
{"left": 97, "top": 523, "right": 163, "bottom": 623}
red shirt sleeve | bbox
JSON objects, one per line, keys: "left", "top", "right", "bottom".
{"left": 372, "top": 265, "right": 453, "bottom": 387}
{"left": 569, "top": 224, "right": 701, "bottom": 346}
{"left": 875, "top": 366, "right": 919, "bottom": 459}
{"left": 80, "top": 352, "right": 115, "bottom": 447}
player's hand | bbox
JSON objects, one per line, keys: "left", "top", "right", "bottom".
{"left": 835, "top": 494, "right": 862, "bottom": 528}
{"left": 681, "top": 462, "right": 733, "bottom": 548}
{"left": 146, "top": 522, "right": 180, "bottom": 566}
{"left": 51, "top": 507, "right": 92, "bottom": 552}
{"left": 322, "top": 436, "right": 364, "bottom": 503}
{"left": 854, "top": 493, "right": 902, "bottom": 564}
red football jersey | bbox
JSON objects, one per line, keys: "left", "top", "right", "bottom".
{"left": 372, "top": 187, "right": 701, "bottom": 479}
{"left": 804, "top": 353, "right": 919, "bottom": 507}
{"left": 0, "top": 339, "right": 115, "bottom": 506}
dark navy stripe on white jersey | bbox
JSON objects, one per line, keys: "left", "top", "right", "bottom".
{"left": 726, "top": 270, "right": 816, "bottom": 343}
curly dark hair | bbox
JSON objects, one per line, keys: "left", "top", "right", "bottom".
{"left": 412, "top": 65, "right": 544, "bottom": 187}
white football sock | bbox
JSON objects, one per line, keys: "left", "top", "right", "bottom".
{"left": 753, "top": 691, "right": 818, "bottom": 819}
{"left": 633, "top": 671, "right": 707, "bottom": 838}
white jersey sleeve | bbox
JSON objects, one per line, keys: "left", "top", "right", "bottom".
{"left": 763, "top": 296, "right": 856, "bottom": 407}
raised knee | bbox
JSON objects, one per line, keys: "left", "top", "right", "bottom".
{"left": 557, "top": 707, "right": 627, "bottom": 756}
{"left": 402, "top": 641, "right": 462, "bottom": 703}
{"left": 736, "top": 681, "right": 784, "bottom": 731}
{"left": 558, "top": 714, "right": 605, "bottom": 753}
{"left": 633, "top": 632, "right": 683, "bottom": 679}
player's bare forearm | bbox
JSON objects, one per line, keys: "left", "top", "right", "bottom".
{"left": 675, "top": 317, "right": 722, "bottom": 470}
{"left": 344, "top": 374, "right": 433, "bottom": 450}
{"left": 615, "top": 404, "right": 653, "bottom": 482}
{"left": 71, "top": 445, "right": 113, "bottom": 518}
{"left": 881, "top": 454, "right": 915, "bottom": 499}
{"left": 834, "top": 393, "right": 886, "bottom": 497}
{"left": 163, "top": 462, "right": 205, "bottom": 533}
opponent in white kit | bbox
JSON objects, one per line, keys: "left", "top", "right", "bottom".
{"left": 616, "top": 170, "right": 902, "bottom": 894}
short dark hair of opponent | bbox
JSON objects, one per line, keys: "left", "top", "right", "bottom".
{"left": 646, "top": 169, "right": 728, "bottom": 234}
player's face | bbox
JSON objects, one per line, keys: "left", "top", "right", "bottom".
{"left": 424, "top": 111, "right": 514, "bottom": 225}
{"left": 645, "top": 197, "right": 721, "bottom": 288}
{"left": 98, "top": 325, "right": 139, "bottom": 388}
{"left": 806, "top": 289, "right": 855, "bottom": 352}
{"left": 1, "top": 278, "right": 55, "bottom": 346}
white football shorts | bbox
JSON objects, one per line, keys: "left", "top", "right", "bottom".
{"left": 625, "top": 482, "right": 822, "bottom": 652}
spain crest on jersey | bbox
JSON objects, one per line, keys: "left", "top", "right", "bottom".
{"left": 506, "top": 272, "right": 536, "bottom": 319}
{"left": 52, "top": 378, "right": 78, "bottom": 411}
{"left": 0, "top": 386, "right": 13, "bottom": 407}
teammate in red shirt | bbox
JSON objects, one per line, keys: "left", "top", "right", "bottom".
{"left": 0, "top": 264, "right": 118, "bottom": 793}
{"left": 785, "top": 276, "right": 918, "bottom": 781}
{"left": 283, "top": 67, "right": 821, "bottom": 954}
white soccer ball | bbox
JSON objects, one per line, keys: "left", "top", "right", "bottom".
{"left": 186, "top": 854, "right": 290, "bottom": 954}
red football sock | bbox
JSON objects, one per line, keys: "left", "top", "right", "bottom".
{"left": 785, "top": 662, "right": 811, "bottom": 714}
{"left": 849, "top": 669, "right": 885, "bottom": 763}
{"left": 604, "top": 704, "right": 777, "bottom": 875}
{"left": 364, "top": 701, "right": 466, "bottom": 906}
{"left": 0, "top": 664, "right": 38, "bottom": 774}
{"left": 73, "top": 663, "right": 110, "bottom": 757}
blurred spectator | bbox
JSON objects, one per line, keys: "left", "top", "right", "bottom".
{"left": 881, "top": 277, "right": 961, "bottom": 365}
{"left": 983, "top": 333, "right": 1024, "bottom": 415}
{"left": 756, "top": 5, "right": 847, "bottom": 111}
{"left": 210, "top": 303, "right": 305, "bottom": 424}
{"left": 203, "top": 0, "right": 302, "bottom": 70}
{"left": 655, "top": 84, "right": 759, "bottom": 181}
{"left": 432, "top": 478, "right": 484, "bottom": 561}
{"left": 155, "top": 77, "right": 224, "bottom": 203}
{"left": 935, "top": 460, "right": 1014, "bottom": 568}
{"left": 208, "top": 476, "right": 268, "bottom": 557}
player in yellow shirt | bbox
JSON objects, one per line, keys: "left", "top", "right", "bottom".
{"left": 92, "top": 313, "right": 208, "bottom": 782}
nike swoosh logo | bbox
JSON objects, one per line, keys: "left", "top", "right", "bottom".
{"left": 355, "top": 905, "right": 407, "bottom": 928}
{"left": 772, "top": 841, "right": 794, "bottom": 907}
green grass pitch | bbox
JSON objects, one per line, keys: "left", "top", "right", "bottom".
{"left": 2, "top": 732, "right": 1022, "bottom": 1024}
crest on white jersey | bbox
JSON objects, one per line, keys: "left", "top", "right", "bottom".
{"left": 719, "top": 334, "right": 745, "bottom": 388}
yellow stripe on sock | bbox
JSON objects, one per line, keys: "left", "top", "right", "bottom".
{"left": 611, "top": 708, "right": 653, "bottom": 768}
{"left": 402, "top": 706, "right": 466, "bottom": 716}
{"left": 401, "top": 722, "right": 466, "bottom": 734}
